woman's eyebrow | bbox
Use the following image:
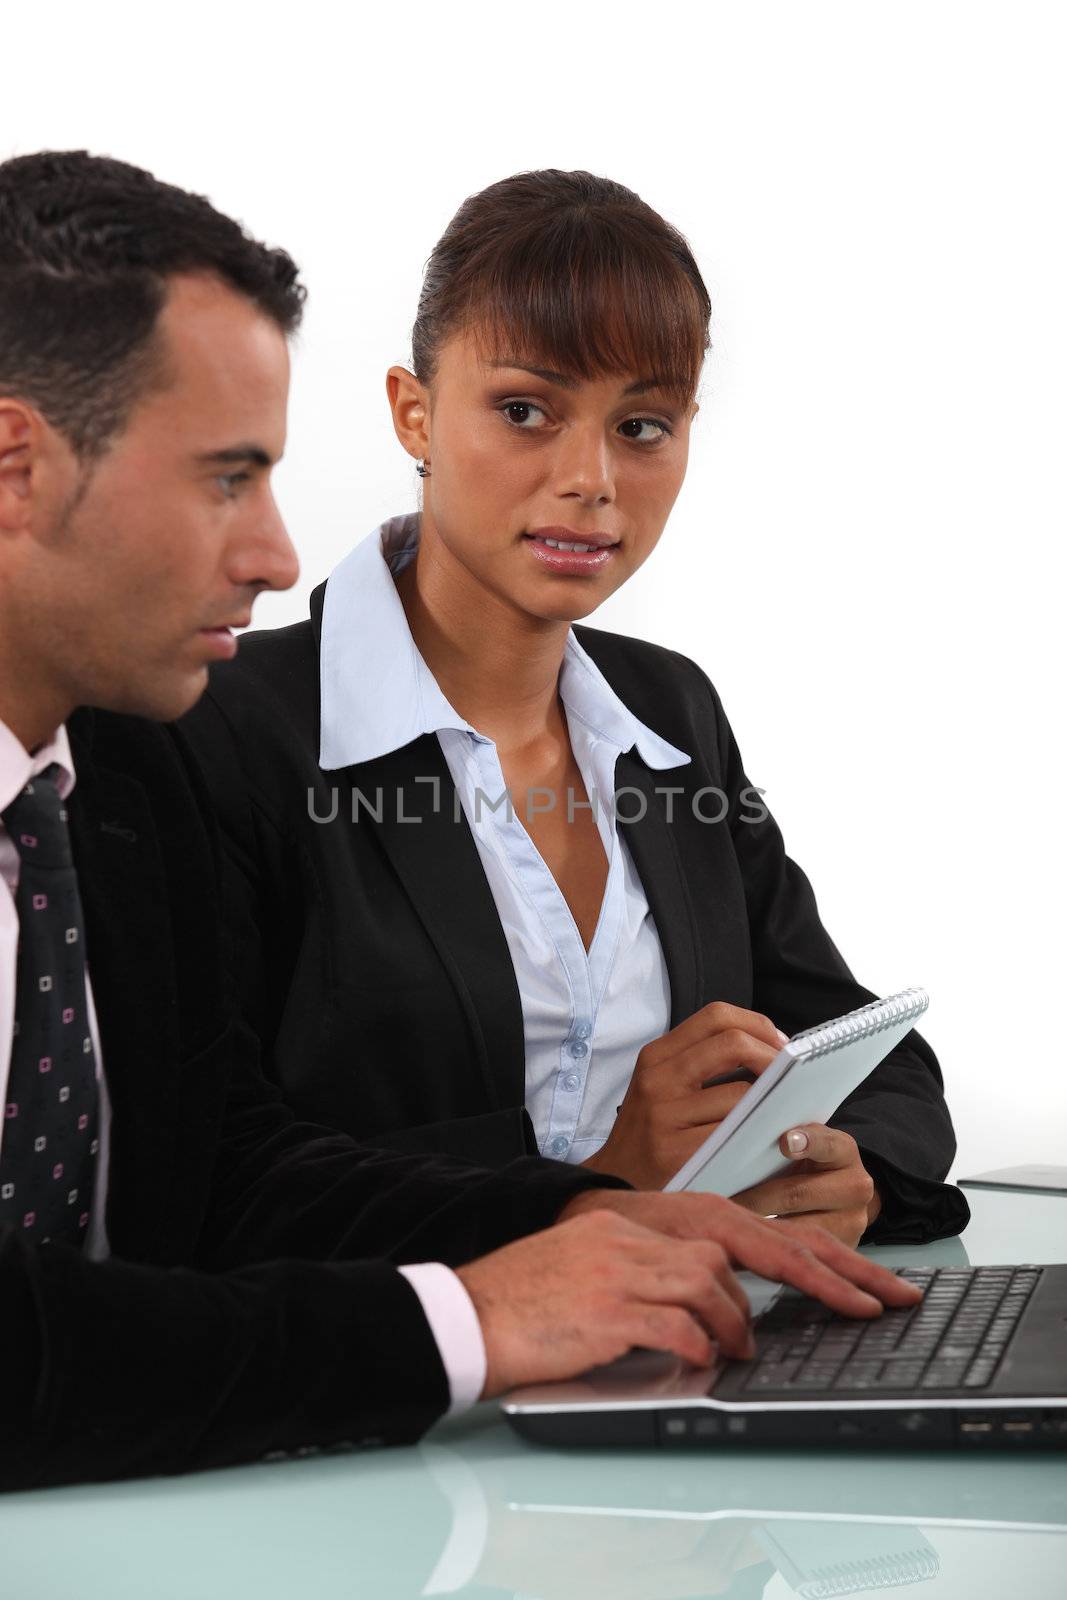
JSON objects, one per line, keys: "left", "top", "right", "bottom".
{"left": 487, "top": 359, "right": 662, "bottom": 397}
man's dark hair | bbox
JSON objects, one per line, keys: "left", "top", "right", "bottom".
{"left": 0, "top": 150, "right": 306, "bottom": 460}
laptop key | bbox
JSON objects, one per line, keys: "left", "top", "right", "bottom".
{"left": 964, "top": 1362, "right": 999, "bottom": 1387}
{"left": 879, "top": 1361, "right": 926, "bottom": 1386}
{"left": 921, "top": 1363, "right": 968, "bottom": 1388}
{"left": 745, "top": 1367, "right": 803, "bottom": 1390}
{"left": 790, "top": 1364, "right": 843, "bottom": 1388}
{"left": 871, "top": 1368, "right": 925, "bottom": 1388}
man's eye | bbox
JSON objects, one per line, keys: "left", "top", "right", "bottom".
{"left": 217, "top": 472, "right": 252, "bottom": 498}
{"left": 618, "top": 417, "right": 673, "bottom": 444}
{"left": 500, "top": 401, "right": 548, "bottom": 429}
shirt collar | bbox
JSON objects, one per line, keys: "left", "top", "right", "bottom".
{"left": 0, "top": 718, "right": 75, "bottom": 815}
{"left": 319, "top": 513, "right": 690, "bottom": 773}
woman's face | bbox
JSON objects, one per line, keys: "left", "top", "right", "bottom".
{"left": 388, "top": 323, "right": 698, "bottom": 624}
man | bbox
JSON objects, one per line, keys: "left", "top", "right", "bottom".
{"left": 0, "top": 151, "right": 919, "bottom": 1492}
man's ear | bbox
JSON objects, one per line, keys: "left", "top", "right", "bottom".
{"left": 0, "top": 400, "right": 36, "bottom": 533}
{"left": 0, "top": 400, "right": 80, "bottom": 541}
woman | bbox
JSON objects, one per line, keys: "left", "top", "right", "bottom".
{"left": 177, "top": 169, "right": 967, "bottom": 1246}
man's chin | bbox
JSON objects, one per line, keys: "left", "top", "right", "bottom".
{"left": 93, "top": 667, "right": 209, "bottom": 725}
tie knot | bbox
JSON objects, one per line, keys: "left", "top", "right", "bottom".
{"left": 1, "top": 763, "right": 72, "bottom": 869}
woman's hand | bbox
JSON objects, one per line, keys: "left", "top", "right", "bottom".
{"left": 581, "top": 1002, "right": 787, "bottom": 1190}
{"left": 731, "top": 1124, "right": 882, "bottom": 1247}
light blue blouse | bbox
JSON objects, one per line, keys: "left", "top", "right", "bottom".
{"left": 319, "top": 514, "right": 692, "bottom": 1162}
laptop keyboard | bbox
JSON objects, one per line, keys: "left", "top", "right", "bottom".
{"left": 741, "top": 1265, "right": 1042, "bottom": 1394}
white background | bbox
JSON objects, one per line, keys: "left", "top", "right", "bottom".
{"left": 6, "top": 1, "right": 1065, "bottom": 1176}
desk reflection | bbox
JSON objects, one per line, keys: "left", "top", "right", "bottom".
{"left": 2, "top": 1407, "right": 1064, "bottom": 1600}
{"left": 421, "top": 1427, "right": 1065, "bottom": 1599}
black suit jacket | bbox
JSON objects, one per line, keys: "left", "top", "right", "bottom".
{"left": 173, "top": 587, "right": 969, "bottom": 1244}
{"left": 0, "top": 709, "right": 623, "bottom": 1493}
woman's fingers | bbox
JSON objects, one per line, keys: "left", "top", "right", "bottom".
{"left": 639, "top": 1002, "right": 786, "bottom": 1071}
{"left": 667, "top": 1030, "right": 781, "bottom": 1096}
{"left": 670, "top": 1081, "right": 752, "bottom": 1129}
{"left": 769, "top": 1210, "right": 871, "bottom": 1247}
{"left": 778, "top": 1124, "right": 856, "bottom": 1166}
{"left": 733, "top": 1158, "right": 873, "bottom": 1220}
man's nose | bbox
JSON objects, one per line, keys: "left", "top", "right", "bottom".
{"left": 229, "top": 497, "right": 300, "bottom": 594}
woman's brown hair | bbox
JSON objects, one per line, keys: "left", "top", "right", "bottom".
{"left": 411, "top": 170, "right": 711, "bottom": 409}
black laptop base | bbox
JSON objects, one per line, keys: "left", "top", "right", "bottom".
{"left": 508, "top": 1397, "right": 1067, "bottom": 1451}
{"left": 504, "top": 1265, "right": 1067, "bottom": 1452}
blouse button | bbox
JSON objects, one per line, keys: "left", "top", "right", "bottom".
{"left": 568, "top": 1040, "right": 588, "bottom": 1059}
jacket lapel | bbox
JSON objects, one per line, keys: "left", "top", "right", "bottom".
{"left": 349, "top": 738, "right": 526, "bottom": 1111}
{"left": 614, "top": 750, "right": 704, "bottom": 1028}
{"left": 311, "top": 581, "right": 526, "bottom": 1111}
{"left": 67, "top": 718, "right": 183, "bottom": 1258}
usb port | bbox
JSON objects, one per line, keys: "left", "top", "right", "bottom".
{"left": 1002, "top": 1421, "right": 1034, "bottom": 1433}
{"left": 960, "top": 1421, "right": 992, "bottom": 1433}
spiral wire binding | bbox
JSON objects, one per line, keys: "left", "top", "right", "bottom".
{"left": 788, "top": 987, "right": 929, "bottom": 1058}
{"left": 799, "top": 1545, "right": 940, "bottom": 1595}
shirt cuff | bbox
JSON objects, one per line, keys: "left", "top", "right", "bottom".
{"left": 398, "top": 1263, "right": 487, "bottom": 1416}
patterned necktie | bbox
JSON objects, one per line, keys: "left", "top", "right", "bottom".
{"left": 1, "top": 764, "right": 99, "bottom": 1246}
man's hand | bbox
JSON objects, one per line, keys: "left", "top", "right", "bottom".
{"left": 580, "top": 1002, "right": 787, "bottom": 1190}
{"left": 455, "top": 1208, "right": 754, "bottom": 1398}
{"left": 456, "top": 1190, "right": 921, "bottom": 1400}
{"left": 731, "top": 1125, "right": 882, "bottom": 1246}
{"left": 557, "top": 1189, "right": 914, "bottom": 1317}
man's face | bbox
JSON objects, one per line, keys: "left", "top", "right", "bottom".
{"left": 26, "top": 272, "right": 299, "bottom": 723}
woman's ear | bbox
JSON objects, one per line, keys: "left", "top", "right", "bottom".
{"left": 385, "top": 365, "right": 431, "bottom": 466}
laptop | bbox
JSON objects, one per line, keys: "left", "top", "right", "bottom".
{"left": 502, "top": 1263, "right": 1067, "bottom": 1451}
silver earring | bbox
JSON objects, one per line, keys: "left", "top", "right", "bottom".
{"left": 416, "top": 459, "right": 431, "bottom": 478}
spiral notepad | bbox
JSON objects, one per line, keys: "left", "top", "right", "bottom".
{"left": 757, "top": 1520, "right": 939, "bottom": 1595}
{"left": 665, "top": 987, "right": 929, "bottom": 1198}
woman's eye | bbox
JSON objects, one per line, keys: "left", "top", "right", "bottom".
{"left": 498, "top": 403, "right": 672, "bottom": 442}
{"left": 619, "top": 417, "right": 672, "bottom": 444}
{"left": 500, "top": 400, "right": 547, "bottom": 429}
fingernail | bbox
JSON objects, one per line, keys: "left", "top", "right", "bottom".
{"left": 786, "top": 1129, "right": 809, "bottom": 1156}
{"left": 775, "top": 1028, "right": 790, "bottom": 1045}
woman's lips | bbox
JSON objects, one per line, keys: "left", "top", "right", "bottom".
{"left": 523, "top": 533, "right": 618, "bottom": 575}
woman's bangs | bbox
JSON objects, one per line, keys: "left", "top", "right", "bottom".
{"left": 467, "top": 239, "right": 707, "bottom": 408}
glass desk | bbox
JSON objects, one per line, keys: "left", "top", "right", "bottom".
{"left": 2, "top": 1188, "right": 1065, "bottom": 1599}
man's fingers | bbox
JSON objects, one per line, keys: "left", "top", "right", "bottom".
{"left": 717, "top": 1210, "right": 918, "bottom": 1317}
{"left": 637, "top": 1258, "right": 754, "bottom": 1360}
{"left": 689, "top": 1275, "right": 755, "bottom": 1359}
{"left": 632, "top": 1305, "right": 715, "bottom": 1368}
{"left": 764, "top": 1222, "right": 924, "bottom": 1310}
{"left": 794, "top": 1228, "right": 924, "bottom": 1307}
{"left": 778, "top": 1124, "right": 854, "bottom": 1167}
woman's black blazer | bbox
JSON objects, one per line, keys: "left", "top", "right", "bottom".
{"left": 172, "top": 582, "right": 969, "bottom": 1243}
